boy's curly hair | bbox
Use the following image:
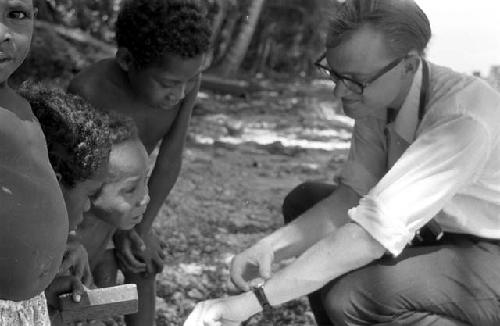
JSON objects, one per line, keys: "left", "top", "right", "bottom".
{"left": 116, "top": 0, "right": 212, "bottom": 68}
{"left": 107, "top": 111, "right": 139, "bottom": 145}
{"left": 19, "top": 82, "right": 112, "bottom": 188}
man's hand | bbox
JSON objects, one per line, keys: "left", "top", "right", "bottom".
{"left": 183, "top": 296, "right": 254, "bottom": 326}
{"left": 114, "top": 229, "right": 166, "bottom": 275}
{"left": 59, "top": 235, "right": 92, "bottom": 287}
{"left": 230, "top": 242, "right": 274, "bottom": 291}
{"left": 45, "top": 275, "right": 84, "bottom": 310}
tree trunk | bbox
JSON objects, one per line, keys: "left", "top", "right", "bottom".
{"left": 218, "top": 0, "right": 266, "bottom": 77}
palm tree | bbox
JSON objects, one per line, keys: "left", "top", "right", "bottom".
{"left": 218, "top": 0, "right": 266, "bottom": 77}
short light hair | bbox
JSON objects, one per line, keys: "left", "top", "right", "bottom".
{"left": 327, "top": 0, "right": 431, "bottom": 57}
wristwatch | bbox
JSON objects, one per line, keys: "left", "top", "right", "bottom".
{"left": 252, "top": 281, "right": 274, "bottom": 318}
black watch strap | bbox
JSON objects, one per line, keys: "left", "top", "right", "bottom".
{"left": 252, "top": 284, "right": 274, "bottom": 318}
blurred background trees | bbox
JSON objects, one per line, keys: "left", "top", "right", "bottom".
{"left": 25, "top": 0, "right": 338, "bottom": 83}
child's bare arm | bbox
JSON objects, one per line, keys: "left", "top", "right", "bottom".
{"left": 114, "top": 77, "right": 200, "bottom": 274}
{"left": 137, "top": 77, "right": 200, "bottom": 235}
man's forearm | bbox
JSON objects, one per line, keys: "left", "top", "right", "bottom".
{"left": 261, "top": 183, "right": 360, "bottom": 262}
{"left": 263, "top": 223, "right": 385, "bottom": 306}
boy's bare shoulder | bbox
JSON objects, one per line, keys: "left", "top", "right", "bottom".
{"left": 68, "top": 59, "right": 122, "bottom": 104}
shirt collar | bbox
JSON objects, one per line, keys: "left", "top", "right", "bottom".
{"left": 393, "top": 59, "right": 423, "bottom": 143}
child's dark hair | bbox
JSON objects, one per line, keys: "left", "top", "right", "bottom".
{"left": 108, "top": 111, "right": 139, "bottom": 145}
{"left": 115, "top": 0, "right": 211, "bottom": 68}
{"left": 19, "top": 82, "right": 112, "bottom": 188}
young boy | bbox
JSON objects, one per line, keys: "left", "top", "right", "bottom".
{"left": 0, "top": 0, "right": 67, "bottom": 324}
{"left": 68, "top": 0, "right": 211, "bottom": 324}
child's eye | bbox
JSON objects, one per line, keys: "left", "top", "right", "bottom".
{"left": 125, "top": 186, "right": 137, "bottom": 194}
{"left": 9, "top": 10, "right": 31, "bottom": 20}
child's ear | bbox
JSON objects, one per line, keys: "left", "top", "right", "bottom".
{"left": 116, "top": 48, "right": 134, "bottom": 72}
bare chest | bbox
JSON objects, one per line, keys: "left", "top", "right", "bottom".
{"left": 131, "top": 106, "right": 180, "bottom": 153}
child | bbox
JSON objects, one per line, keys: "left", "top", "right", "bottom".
{"left": 76, "top": 112, "right": 152, "bottom": 308}
{"left": 0, "top": 0, "right": 67, "bottom": 324}
{"left": 68, "top": 0, "right": 211, "bottom": 324}
{"left": 18, "top": 83, "right": 113, "bottom": 322}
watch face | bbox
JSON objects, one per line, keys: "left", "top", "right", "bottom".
{"left": 249, "top": 277, "right": 267, "bottom": 289}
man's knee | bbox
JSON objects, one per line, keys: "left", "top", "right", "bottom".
{"left": 282, "top": 182, "right": 311, "bottom": 224}
{"left": 321, "top": 278, "right": 361, "bottom": 325}
{"left": 283, "top": 182, "right": 337, "bottom": 224}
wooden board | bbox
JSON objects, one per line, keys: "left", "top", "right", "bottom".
{"left": 59, "top": 284, "right": 138, "bottom": 323}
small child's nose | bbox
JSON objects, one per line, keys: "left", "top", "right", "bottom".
{"left": 139, "top": 194, "right": 150, "bottom": 207}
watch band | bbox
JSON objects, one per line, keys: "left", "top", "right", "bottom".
{"left": 252, "top": 283, "right": 274, "bottom": 318}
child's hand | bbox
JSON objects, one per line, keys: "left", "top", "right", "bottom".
{"left": 114, "top": 229, "right": 166, "bottom": 276}
{"left": 59, "top": 234, "right": 92, "bottom": 287}
{"left": 113, "top": 229, "right": 147, "bottom": 273}
{"left": 45, "top": 275, "right": 84, "bottom": 310}
{"left": 138, "top": 231, "right": 167, "bottom": 275}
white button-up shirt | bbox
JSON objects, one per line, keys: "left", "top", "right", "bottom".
{"left": 339, "top": 61, "right": 500, "bottom": 256}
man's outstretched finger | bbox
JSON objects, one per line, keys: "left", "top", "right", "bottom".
{"left": 230, "top": 258, "right": 249, "bottom": 291}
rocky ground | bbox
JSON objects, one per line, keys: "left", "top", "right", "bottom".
{"left": 151, "top": 82, "right": 354, "bottom": 325}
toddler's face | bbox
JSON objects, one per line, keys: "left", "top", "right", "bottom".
{"left": 61, "top": 165, "right": 107, "bottom": 231}
{"left": 0, "top": 0, "right": 34, "bottom": 84}
{"left": 90, "top": 139, "right": 150, "bottom": 230}
{"left": 129, "top": 53, "right": 206, "bottom": 110}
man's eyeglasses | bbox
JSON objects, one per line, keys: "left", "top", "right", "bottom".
{"left": 314, "top": 53, "right": 409, "bottom": 95}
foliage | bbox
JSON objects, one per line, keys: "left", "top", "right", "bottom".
{"left": 34, "top": 0, "right": 122, "bottom": 42}
{"left": 32, "top": 0, "right": 338, "bottom": 79}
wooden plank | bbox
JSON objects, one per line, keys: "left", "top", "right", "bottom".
{"left": 59, "top": 284, "right": 138, "bottom": 323}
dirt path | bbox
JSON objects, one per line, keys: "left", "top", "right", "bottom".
{"left": 153, "top": 83, "right": 352, "bottom": 325}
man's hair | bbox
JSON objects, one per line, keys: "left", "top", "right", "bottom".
{"left": 115, "top": 0, "right": 212, "bottom": 68}
{"left": 19, "top": 82, "right": 112, "bottom": 188}
{"left": 107, "top": 111, "right": 139, "bottom": 145}
{"left": 327, "top": 0, "right": 431, "bottom": 57}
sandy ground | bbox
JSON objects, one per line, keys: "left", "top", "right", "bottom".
{"left": 152, "top": 83, "right": 353, "bottom": 325}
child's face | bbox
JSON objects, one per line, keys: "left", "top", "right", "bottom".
{"left": 128, "top": 53, "right": 205, "bottom": 109}
{"left": 0, "top": 0, "right": 34, "bottom": 84}
{"left": 90, "top": 139, "right": 150, "bottom": 230}
{"left": 61, "top": 166, "right": 107, "bottom": 231}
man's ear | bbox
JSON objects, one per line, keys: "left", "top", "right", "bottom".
{"left": 116, "top": 47, "right": 134, "bottom": 72}
{"left": 405, "top": 50, "right": 421, "bottom": 74}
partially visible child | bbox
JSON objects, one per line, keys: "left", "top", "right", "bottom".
{"left": 0, "top": 0, "right": 67, "bottom": 324}
{"left": 18, "top": 83, "right": 113, "bottom": 324}
{"left": 68, "top": 0, "right": 211, "bottom": 324}
{"left": 76, "top": 112, "right": 152, "bottom": 304}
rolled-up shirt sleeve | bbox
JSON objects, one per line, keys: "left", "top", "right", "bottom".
{"left": 348, "top": 115, "right": 492, "bottom": 256}
{"left": 339, "top": 118, "right": 387, "bottom": 196}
